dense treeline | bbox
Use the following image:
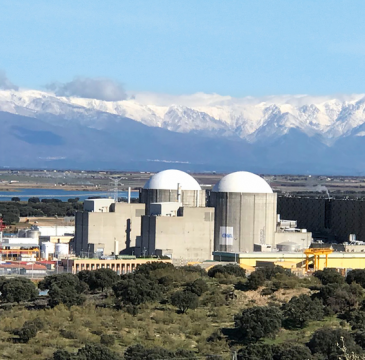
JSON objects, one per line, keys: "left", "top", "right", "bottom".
{"left": 1, "top": 264, "right": 365, "bottom": 359}
{"left": 0, "top": 198, "right": 83, "bottom": 224}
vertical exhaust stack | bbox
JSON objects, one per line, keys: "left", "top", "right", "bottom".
{"left": 177, "top": 183, "right": 182, "bottom": 203}
{"left": 128, "top": 187, "right": 131, "bottom": 204}
{"left": 114, "top": 239, "right": 119, "bottom": 256}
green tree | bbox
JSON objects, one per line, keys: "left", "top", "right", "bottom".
{"left": 234, "top": 306, "right": 282, "bottom": 343}
{"left": 314, "top": 268, "right": 344, "bottom": 285}
{"left": 28, "top": 197, "right": 40, "bottom": 203}
{"left": 39, "top": 273, "right": 86, "bottom": 308}
{"left": 171, "top": 290, "right": 199, "bottom": 313}
{"left": 2, "top": 212, "right": 19, "bottom": 225}
{"left": 186, "top": 278, "right": 208, "bottom": 296}
{"left": 237, "top": 344, "right": 274, "bottom": 360}
{"left": 312, "top": 283, "right": 363, "bottom": 314}
{"left": 244, "top": 270, "right": 266, "bottom": 290}
{"left": 0, "top": 277, "right": 38, "bottom": 303}
{"left": 208, "top": 264, "right": 246, "bottom": 278}
{"left": 307, "top": 328, "right": 362, "bottom": 360}
{"left": 273, "top": 344, "right": 313, "bottom": 360}
{"left": 91, "top": 268, "right": 120, "bottom": 292}
{"left": 347, "top": 269, "right": 365, "bottom": 288}
{"left": 113, "top": 274, "right": 162, "bottom": 305}
{"left": 282, "top": 294, "right": 324, "bottom": 328}
{"left": 11, "top": 197, "right": 20, "bottom": 202}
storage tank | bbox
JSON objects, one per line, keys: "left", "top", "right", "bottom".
{"left": 140, "top": 169, "right": 206, "bottom": 214}
{"left": 26, "top": 229, "right": 40, "bottom": 243}
{"left": 211, "top": 171, "right": 277, "bottom": 253}
{"left": 41, "top": 242, "right": 55, "bottom": 260}
{"left": 55, "top": 243, "right": 69, "bottom": 258}
{"left": 277, "top": 241, "right": 300, "bottom": 252}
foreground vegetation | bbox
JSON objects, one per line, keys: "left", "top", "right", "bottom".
{"left": 1, "top": 264, "right": 365, "bottom": 359}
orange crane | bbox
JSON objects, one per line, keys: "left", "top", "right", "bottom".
{"left": 304, "top": 248, "right": 333, "bottom": 272}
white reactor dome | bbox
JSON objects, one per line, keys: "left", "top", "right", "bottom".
{"left": 143, "top": 169, "right": 201, "bottom": 191}
{"left": 212, "top": 171, "right": 273, "bottom": 193}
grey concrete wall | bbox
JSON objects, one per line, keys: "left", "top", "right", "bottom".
{"left": 213, "top": 192, "right": 277, "bottom": 253}
{"left": 83, "top": 199, "right": 114, "bottom": 212}
{"left": 140, "top": 189, "right": 206, "bottom": 214}
{"left": 141, "top": 207, "right": 214, "bottom": 262}
{"left": 74, "top": 203, "right": 145, "bottom": 256}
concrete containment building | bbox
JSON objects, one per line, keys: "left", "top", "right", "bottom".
{"left": 210, "top": 171, "right": 277, "bottom": 253}
{"left": 140, "top": 170, "right": 214, "bottom": 263}
{"left": 74, "top": 199, "right": 145, "bottom": 257}
{"left": 140, "top": 170, "right": 206, "bottom": 213}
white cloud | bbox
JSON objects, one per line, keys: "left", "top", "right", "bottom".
{"left": 46, "top": 77, "right": 126, "bottom": 101}
{"left": 0, "top": 71, "right": 18, "bottom": 90}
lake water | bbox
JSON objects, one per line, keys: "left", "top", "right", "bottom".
{"left": 0, "top": 188, "right": 139, "bottom": 201}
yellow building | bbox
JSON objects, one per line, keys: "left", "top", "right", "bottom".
{"left": 213, "top": 251, "right": 365, "bottom": 271}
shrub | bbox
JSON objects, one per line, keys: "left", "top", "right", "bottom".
{"left": 244, "top": 271, "right": 266, "bottom": 290}
{"left": 314, "top": 268, "right": 345, "bottom": 285}
{"left": 124, "top": 344, "right": 197, "bottom": 360}
{"left": 186, "top": 278, "right": 209, "bottom": 296}
{"left": 171, "top": 290, "right": 199, "bottom": 313}
{"left": 282, "top": 294, "right": 324, "bottom": 328}
{"left": 307, "top": 328, "right": 362, "bottom": 359}
{"left": 38, "top": 273, "right": 86, "bottom": 308}
{"left": 273, "top": 344, "right": 313, "bottom": 360}
{"left": 75, "top": 344, "right": 120, "bottom": 360}
{"left": 0, "top": 277, "right": 38, "bottom": 303}
{"left": 113, "top": 274, "right": 162, "bottom": 305}
{"left": 52, "top": 350, "right": 72, "bottom": 360}
{"left": 208, "top": 264, "right": 246, "bottom": 278}
{"left": 234, "top": 306, "right": 282, "bottom": 343}
{"left": 100, "top": 334, "right": 115, "bottom": 346}
{"left": 347, "top": 269, "right": 365, "bottom": 288}
{"left": 237, "top": 344, "right": 274, "bottom": 360}
{"left": 313, "top": 282, "right": 363, "bottom": 314}
{"left": 13, "top": 318, "right": 44, "bottom": 343}
{"left": 77, "top": 268, "right": 120, "bottom": 292}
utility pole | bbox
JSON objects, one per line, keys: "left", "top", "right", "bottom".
{"left": 109, "top": 177, "right": 124, "bottom": 203}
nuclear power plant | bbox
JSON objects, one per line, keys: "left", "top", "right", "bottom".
{"left": 73, "top": 169, "right": 312, "bottom": 263}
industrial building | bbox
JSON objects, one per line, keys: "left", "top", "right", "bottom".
{"left": 72, "top": 169, "right": 314, "bottom": 264}
{"left": 74, "top": 198, "right": 145, "bottom": 257}
{"left": 139, "top": 170, "right": 214, "bottom": 262}
{"left": 277, "top": 196, "right": 365, "bottom": 243}
{"left": 60, "top": 258, "right": 172, "bottom": 274}
{"left": 140, "top": 169, "right": 206, "bottom": 213}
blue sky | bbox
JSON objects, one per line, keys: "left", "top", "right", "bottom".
{"left": 1, "top": 0, "right": 365, "bottom": 97}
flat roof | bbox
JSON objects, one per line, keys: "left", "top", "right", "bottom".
{"left": 213, "top": 251, "right": 365, "bottom": 259}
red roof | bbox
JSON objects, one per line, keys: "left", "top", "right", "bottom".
{"left": 0, "top": 263, "right": 47, "bottom": 270}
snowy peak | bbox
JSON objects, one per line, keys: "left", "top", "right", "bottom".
{"left": 1, "top": 89, "right": 365, "bottom": 145}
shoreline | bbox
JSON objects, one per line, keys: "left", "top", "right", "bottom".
{"left": 0, "top": 184, "right": 139, "bottom": 192}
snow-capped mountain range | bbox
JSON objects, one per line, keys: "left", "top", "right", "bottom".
{"left": 1, "top": 88, "right": 365, "bottom": 174}
{"left": 2, "top": 89, "right": 365, "bottom": 144}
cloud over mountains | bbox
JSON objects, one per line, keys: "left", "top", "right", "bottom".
{"left": 0, "top": 71, "right": 18, "bottom": 91}
{"left": 46, "top": 77, "right": 127, "bottom": 101}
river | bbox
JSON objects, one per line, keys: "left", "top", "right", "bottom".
{"left": 0, "top": 188, "right": 139, "bottom": 202}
